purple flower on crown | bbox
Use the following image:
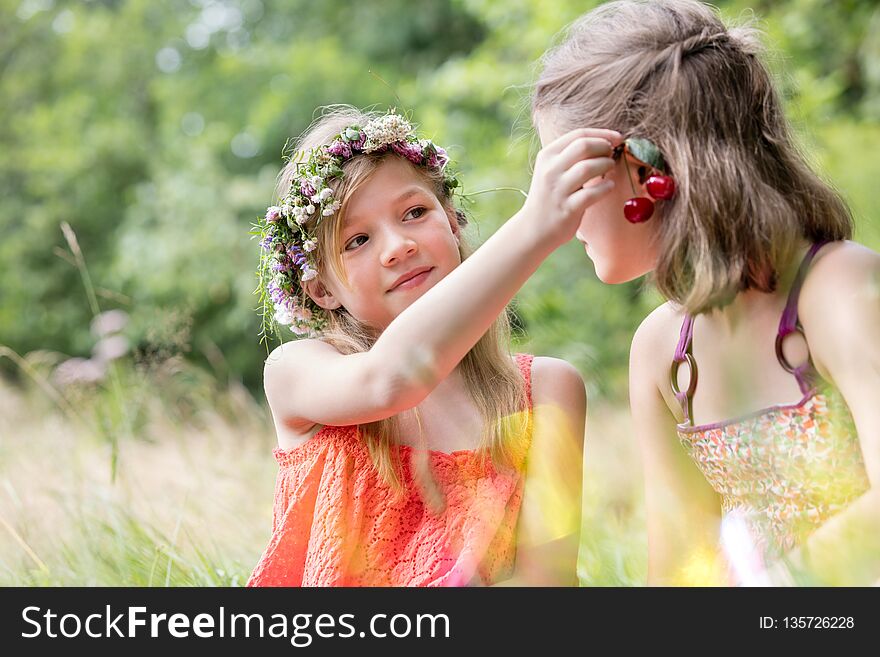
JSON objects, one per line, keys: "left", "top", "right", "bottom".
{"left": 259, "top": 236, "right": 273, "bottom": 251}
{"left": 427, "top": 146, "right": 448, "bottom": 170}
{"left": 392, "top": 141, "right": 424, "bottom": 165}
{"left": 265, "top": 206, "right": 283, "bottom": 222}
{"left": 300, "top": 179, "right": 316, "bottom": 198}
{"left": 326, "top": 140, "right": 352, "bottom": 159}
{"left": 271, "top": 256, "right": 293, "bottom": 273}
{"left": 287, "top": 244, "right": 307, "bottom": 266}
{"left": 267, "top": 280, "right": 285, "bottom": 305}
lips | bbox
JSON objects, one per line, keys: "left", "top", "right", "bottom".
{"left": 387, "top": 266, "right": 434, "bottom": 292}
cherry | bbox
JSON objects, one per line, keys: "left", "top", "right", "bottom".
{"left": 646, "top": 175, "right": 676, "bottom": 200}
{"left": 624, "top": 197, "right": 654, "bottom": 223}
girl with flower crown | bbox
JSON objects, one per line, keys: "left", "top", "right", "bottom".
{"left": 532, "top": 0, "right": 880, "bottom": 585}
{"left": 247, "top": 107, "right": 622, "bottom": 586}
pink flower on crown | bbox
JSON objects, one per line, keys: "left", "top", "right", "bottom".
{"left": 265, "top": 206, "right": 283, "bottom": 222}
{"left": 300, "top": 179, "right": 316, "bottom": 198}
{"left": 428, "top": 146, "right": 448, "bottom": 169}
{"left": 326, "top": 140, "right": 352, "bottom": 158}
{"left": 392, "top": 141, "right": 424, "bottom": 164}
{"left": 274, "top": 304, "right": 294, "bottom": 326}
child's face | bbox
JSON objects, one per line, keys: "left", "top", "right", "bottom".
{"left": 536, "top": 113, "right": 661, "bottom": 284}
{"left": 315, "top": 157, "right": 462, "bottom": 330}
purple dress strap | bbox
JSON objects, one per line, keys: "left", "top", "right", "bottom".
{"left": 775, "top": 241, "right": 830, "bottom": 394}
{"left": 674, "top": 314, "right": 695, "bottom": 362}
{"left": 671, "top": 314, "right": 697, "bottom": 425}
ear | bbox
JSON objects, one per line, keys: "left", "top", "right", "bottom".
{"left": 303, "top": 277, "right": 342, "bottom": 311}
{"left": 446, "top": 207, "right": 463, "bottom": 242}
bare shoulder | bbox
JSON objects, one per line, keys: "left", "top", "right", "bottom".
{"left": 800, "top": 240, "right": 880, "bottom": 333}
{"left": 801, "top": 240, "right": 880, "bottom": 301}
{"left": 799, "top": 240, "right": 880, "bottom": 370}
{"left": 630, "top": 301, "right": 683, "bottom": 376}
{"left": 530, "top": 356, "right": 586, "bottom": 409}
{"left": 262, "top": 338, "right": 341, "bottom": 417}
{"left": 262, "top": 339, "right": 343, "bottom": 447}
{"left": 264, "top": 337, "right": 339, "bottom": 365}
{"left": 263, "top": 338, "right": 338, "bottom": 376}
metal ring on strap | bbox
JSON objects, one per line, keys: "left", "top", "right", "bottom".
{"left": 775, "top": 327, "right": 805, "bottom": 375}
{"left": 669, "top": 352, "right": 698, "bottom": 398}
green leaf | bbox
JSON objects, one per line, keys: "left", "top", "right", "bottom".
{"left": 625, "top": 137, "right": 665, "bottom": 171}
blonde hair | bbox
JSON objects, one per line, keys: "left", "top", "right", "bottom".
{"left": 533, "top": 0, "right": 852, "bottom": 313}
{"left": 277, "top": 107, "right": 528, "bottom": 491}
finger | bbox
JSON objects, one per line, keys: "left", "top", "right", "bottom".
{"left": 558, "top": 157, "right": 615, "bottom": 193}
{"left": 542, "top": 127, "right": 623, "bottom": 155}
{"left": 556, "top": 137, "right": 617, "bottom": 172}
{"left": 565, "top": 179, "right": 615, "bottom": 216}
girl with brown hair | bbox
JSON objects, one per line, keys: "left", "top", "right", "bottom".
{"left": 533, "top": 0, "right": 879, "bottom": 584}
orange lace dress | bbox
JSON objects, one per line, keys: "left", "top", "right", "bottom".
{"left": 247, "top": 354, "right": 534, "bottom": 587}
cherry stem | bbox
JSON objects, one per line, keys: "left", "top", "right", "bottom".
{"left": 624, "top": 149, "right": 638, "bottom": 197}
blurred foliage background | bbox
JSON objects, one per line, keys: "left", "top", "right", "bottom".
{"left": 1, "top": 0, "right": 878, "bottom": 585}
{"left": 3, "top": 0, "right": 879, "bottom": 398}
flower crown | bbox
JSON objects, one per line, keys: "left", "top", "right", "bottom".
{"left": 252, "top": 110, "right": 458, "bottom": 342}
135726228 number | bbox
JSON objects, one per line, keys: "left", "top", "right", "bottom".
{"left": 783, "top": 617, "right": 854, "bottom": 629}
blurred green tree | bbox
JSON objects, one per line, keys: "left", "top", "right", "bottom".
{"left": 1, "top": 0, "right": 877, "bottom": 400}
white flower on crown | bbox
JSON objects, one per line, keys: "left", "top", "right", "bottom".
{"left": 301, "top": 266, "right": 318, "bottom": 282}
{"left": 321, "top": 200, "right": 341, "bottom": 216}
{"left": 305, "top": 204, "right": 315, "bottom": 215}
{"left": 303, "top": 239, "right": 318, "bottom": 252}
{"left": 319, "top": 188, "right": 333, "bottom": 201}
{"left": 363, "top": 113, "right": 412, "bottom": 153}
{"left": 274, "top": 305, "right": 293, "bottom": 326}
{"left": 291, "top": 205, "right": 307, "bottom": 224}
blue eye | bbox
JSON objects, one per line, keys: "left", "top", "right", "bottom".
{"left": 344, "top": 235, "right": 368, "bottom": 251}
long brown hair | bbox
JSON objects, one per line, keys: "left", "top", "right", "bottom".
{"left": 533, "top": 0, "right": 852, "bottom": 313}
{"left": 277, "top": 107, "right": 528, "bottom": 491}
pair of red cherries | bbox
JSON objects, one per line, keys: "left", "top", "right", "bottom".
{"left": 614, "top": 138, "right": 676, "bottom": 224}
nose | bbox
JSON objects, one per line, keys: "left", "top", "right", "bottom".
{"left": 379, "top": 227, "right": 418, "bottom": 267}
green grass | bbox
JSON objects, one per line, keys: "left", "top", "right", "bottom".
{"left": 0, "top": 355, "right": 648, "bottom": 587}
{"left": 0, "top": 356, "right": 278, "bottom": 586}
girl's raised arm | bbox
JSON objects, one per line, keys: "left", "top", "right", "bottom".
{"left": 266, "top": 128, "right": 621, "bottom": 432}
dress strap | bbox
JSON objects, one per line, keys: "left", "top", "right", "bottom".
{"left": 670, "top": 314, "right": 697, "bottom": 426}
{"left": 514, "top": 353, "right": 534, "bottom": 411}
{"left": 775, "top": 241, "right": 830, "bottom": 394}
